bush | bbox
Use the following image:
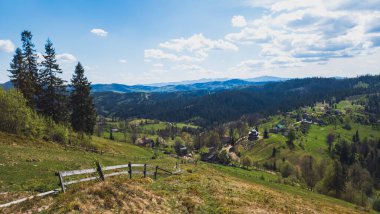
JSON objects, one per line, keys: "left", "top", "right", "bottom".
{"left": 279, "top": 162, "right": 296, "bottom": 178}
{"left": 0, "top": 89, "right": 46, "bottom": 137}
{"left": 45, "top": 119, "right": 68, "bottom": 144}
{"left": 218, "top": 150, "right": 231, "bottom": 165}
{"left": 373, "top": 198, "right": 380, "bottom": 212}
{"left": 242, "top": 156, "right": 252, "bottom": 169}
{"left": 343, "top": 123, "right": 352, "bottom": 130}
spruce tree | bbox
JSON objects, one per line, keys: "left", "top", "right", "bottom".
{"left": 39, "top": 39, "right": 68, "bottom": 123}
{"left": 70, "top": 62, "right": 96, "bottom": 134}
{"left": 8, "top": 48, "right": 26, "bottom": 90}
{"left": 21, "top": 30, "right": 40, "bottom": 107}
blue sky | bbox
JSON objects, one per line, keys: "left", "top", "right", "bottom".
{"left": 0, "top": 0, "right": 379, "bottom": 84}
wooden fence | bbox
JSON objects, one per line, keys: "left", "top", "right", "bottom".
{"left": 56, "top": 162, "right": 179, "bottom": 193}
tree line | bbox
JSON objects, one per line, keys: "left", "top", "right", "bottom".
{"left": 93, "top": 75, "right": 380, "bottom": 127}
{"left": 8, "top": 30, "right": 96, "bottom": 134}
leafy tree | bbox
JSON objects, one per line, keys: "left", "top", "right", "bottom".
{"left": 300, "top": 155, "right": 319, "bottom": 191}
{"left": 0, "top": 89, "right": 45, "bottom": 137}
{"left": 21, "top": 30, "right": 40, "bottom": 107}
{"left": 174, "top": 136, "right": 185, "bottom": 155}
{"left": 321, "top": 159, "right": 346, "bottom": 197}
{"left": 70, "top": 63, "right": 96, "bottom": 134}
{"left": 242, "top": 156, "right": 252, "bottom": 169}
{"left": 208, "top": 131, "right": 221, "bottom": 149}
{"left": 130, "top": 126, "right": 139, "bottom": 144}
{"left": 348, "top": 163, "right": 373, "bottom": 197}
{"left": 39, "top": 39, "right": 68, "bottom": 123}
{"left": 279, "top": 162, "right": 295, "bottom": 178}
{"left": 218, "top": 149, "right": 231, "bottom": 165}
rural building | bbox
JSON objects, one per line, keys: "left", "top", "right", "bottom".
{"left": 248, "top": 128, "right": 259, "bottom": 140}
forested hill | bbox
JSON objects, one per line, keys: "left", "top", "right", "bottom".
{"left": 93, "top": 75, "right": 380, "bottom": 126}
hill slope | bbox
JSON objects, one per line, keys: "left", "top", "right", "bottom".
{"left": 0, "top": 132, "right": 368, "bottom": 213}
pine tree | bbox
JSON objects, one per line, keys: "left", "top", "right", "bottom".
{"left": 70, "top": 62, "right": 96, "bottom": 134}
{"left": 21, "top": 30, "right": 40, "bottom": 107}
{"left": 39, "top": 39, "right": 68, "bottom": 123}
{"left": 8, "top": 48, "right": 26, "bottom": 90}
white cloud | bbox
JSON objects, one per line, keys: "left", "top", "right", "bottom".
{"left": 160, "top": 33, "right": 238, "bottom": 53}
{"left": 228, "top": 0, "right": 380, "bottom": 71}
{"left": 90, "top": 28, "right": 108, "bottom": 37}
{"left": 56, "top": 53, "right": 77, "bottom": 63}
{"left": 0, "top": 40, "right": 15, "bottom": 53}
{"left": 119, "top": 59, "right": 127, "bottom": 63}
{"left": 145, "top": 34, "right": 238, "bottom": 62}
{"left": 144, "top": 49, "right": 200, "bottom": 62}
{"left": 231, "top": 15, "right": 247, "bottom": 27}
{"left": 153, "top": 63, "right": 164, "bottom": 67}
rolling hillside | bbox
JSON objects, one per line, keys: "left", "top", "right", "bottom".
{"left": 0, "top": 132, "right": 367, "bottom": 213}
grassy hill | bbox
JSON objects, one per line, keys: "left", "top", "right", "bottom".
{"left": 0, "top": 131, "right": 371, "bottom": 213}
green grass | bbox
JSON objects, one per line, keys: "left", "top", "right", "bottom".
{"left": 210, "top": 163, "right": 367, "bottom": 212}
{"left": 0, "top": 132, "right": 176, "bottom": 193}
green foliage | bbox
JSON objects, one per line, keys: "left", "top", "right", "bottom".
{"left": 300, "top": 155, "right": 320, "bottom": 190}
{"left": 0, "top": 89, "right": 45, "bottom": 137}
{"left": 373, "top": 198, "right": 380, "bottom": 212}
{"left": 218, "top": 150, "right": 231, "bottom": 165}
{"left": 19, "top": 30, "right": 40, "bottom": 108}
{"left": 319, "top": 159, "right": 346, "bottom": 197}
{"left": 279, "top": 161, "right": 296, "bottom": 178}
{"left": 199, "top": 146, "right": 209, "bottom": 155}
{"left": 94, "top": 75, "right": 380, "bottom": 127}
{"left": 70, "top": 62, "right": 97, "bottom": 134}
{"left": 38, "top": 39, "right": 68, "bottom": 123}
{"left": 242, "top": 156, "right": 252, "bottom": 169}
{"left": 44, "top": 119, "right": 69, "bottom": 144}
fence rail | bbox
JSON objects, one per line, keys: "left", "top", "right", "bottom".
{"left": 56, "top": 162, "right": 173, "bottom": 193}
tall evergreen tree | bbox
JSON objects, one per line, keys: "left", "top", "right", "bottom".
{"left": 39, "top": 39, "right": 68, "bottom": 123}
{"left": 21, "top": 30, "right": 40, "bottom": 107}
{"left": 8, "top": 48, "right": 26, "bottom": 90}
{"left": 70, "top": 62, "right": 96, "bottom": 134}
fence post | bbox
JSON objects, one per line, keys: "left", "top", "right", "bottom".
{"left": 143, "top": 164, "right": 147, "bottom": 178}
{"left": 57, "top": 172, "right": 65, "bottom": 193}
{"left": 154, "top": 166, "right": 158, "bottom": 180}
{"left": 96, "top": 161, "right": 105, "bottom": 181}
{"left": 128, "top": 162, "right": 132, "bottom": 179}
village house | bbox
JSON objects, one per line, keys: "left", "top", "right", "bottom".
{"left": 248, "top": 128, "right": 259, "bottom": 141}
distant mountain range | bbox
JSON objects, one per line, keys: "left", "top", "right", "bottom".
{"left": 0, "top": 81, "right": 13, "bottom": 90}
{"left": 0, "top": 76, "right": 289, "bottom": 93}
{"left": 91, "top": 76, "right": 289, "bottom": 93}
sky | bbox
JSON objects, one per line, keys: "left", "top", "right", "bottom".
{"left": 0, "top": 0, "right": 380, "bottom": 84}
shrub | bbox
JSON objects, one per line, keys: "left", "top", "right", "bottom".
{"left": 0, "top": 89, "right": 45, "bottom": 137}
{"left": 218, "top": 150, "right": 231, "bottom": 165}
{"left": 279, "top": 162, "right": 296, "bottom": 178}
{"left": 343, "top": 123, "right": 351, "bottom": 130}
{"left": 45, "top": 119, "right": 68, "bottom": 144}
{"left": 242, "top": 156, "right": 252, "bottom": 169}
{"left": 373, "top": 198, "right": 380, "bottom": 212}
